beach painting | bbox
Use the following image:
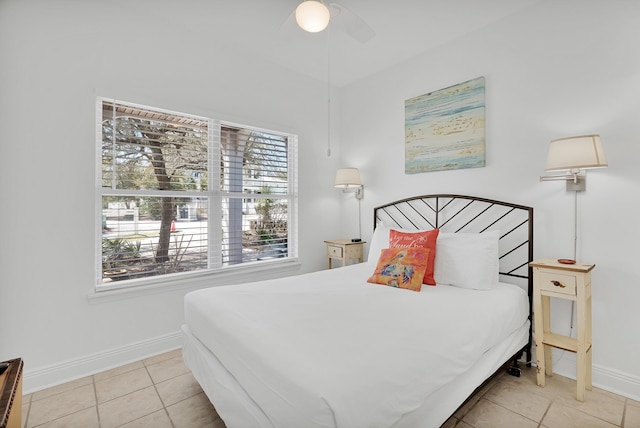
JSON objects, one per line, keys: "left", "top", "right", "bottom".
{"left": 405, "top": 77, "right": 485, "bottom": 174}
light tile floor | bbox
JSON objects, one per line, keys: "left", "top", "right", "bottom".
{"left": 21, "top": 349, "right": 640, "bottom": 428}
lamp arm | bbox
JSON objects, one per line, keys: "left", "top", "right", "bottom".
{"left": 540, "top": 170, "right": 583, "bottom": 183}
{"left": 342, "top": 185, "right": 364, "bottom": 199}
{"left": 539, "top": 174, "right": 574, "bottom": 182}
{"left": 540, "top": 172, "right": 586, "bottom": 192}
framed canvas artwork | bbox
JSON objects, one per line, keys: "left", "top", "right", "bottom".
{"left": 405, "top": 77, "right": 486, "bottom": 174}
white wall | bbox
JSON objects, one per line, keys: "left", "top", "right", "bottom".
{"left": 340, "top": 0, "right": 640, "bottom": 399}
{"left": 0, "top": 0, "right": 343, "bottom": 392}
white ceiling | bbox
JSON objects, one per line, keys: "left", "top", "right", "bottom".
{"left": 194, "top": 0, "right": 541, "bottom": 87}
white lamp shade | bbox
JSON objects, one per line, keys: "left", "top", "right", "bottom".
{"left": 545, "top": 134, "right": 608, "bottom": 172}
{"left": 295, "top": 1, "right": 331, "bottom": 33}
{"left": 334, "top": 168, "right": 362, "bottom": 188}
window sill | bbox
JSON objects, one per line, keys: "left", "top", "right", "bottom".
{"left": 87, "top": 258, "right": 302, "bottom": 304}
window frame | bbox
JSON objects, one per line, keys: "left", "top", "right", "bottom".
{"left": 95, "top": 98, "right": 299, "bottom": 293}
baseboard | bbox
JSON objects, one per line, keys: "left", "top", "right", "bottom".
{"left": 23, "top": 330, "right": 182, "bottom": 394}
{"left": 551, "top": 351, "right": 640, "bottom": 401}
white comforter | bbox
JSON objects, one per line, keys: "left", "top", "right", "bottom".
{"left": 184, "top": 263, "right": 528, "bottom": 428}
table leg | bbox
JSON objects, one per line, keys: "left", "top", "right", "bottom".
{"left": 533, "top": 288, "right": 546, "bottom": 387}
{"left": 576, "top": 290, "right": 587, "bottom": 401}
{"left": 542, "top": 295, "right": 553, "bottom": 376}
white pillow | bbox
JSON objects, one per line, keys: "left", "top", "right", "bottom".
{"left": 367, "top": 225, "right": 391, "bottom": 267}
{"left": 434, "top": 231, "right": 500, "bottom": 290}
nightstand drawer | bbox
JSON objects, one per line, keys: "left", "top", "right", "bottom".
{"left": 536, "top": 271, "right": 577, "bottom": 296}
{"left": 327, "top": 245, "right": 343, "bottom": 258}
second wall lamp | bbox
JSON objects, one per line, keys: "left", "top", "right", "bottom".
{"left": 334, "top": 167, "right": 364, "bottom": 199}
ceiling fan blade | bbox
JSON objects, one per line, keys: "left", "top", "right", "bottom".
{"left": 280, "top": 1, "right": 374, "bottom": 43}
{"left": 278, "top": 7, "right": 318, "bottom": 41}
{"left": 278, "top": 9, "right": 299, "bottom": 38}
{"left": 329, "top": 2, "right": 375, "bottom": 43}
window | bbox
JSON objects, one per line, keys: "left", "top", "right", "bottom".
{"left": 98, "top": 99, "right": 297, "bottom": 289}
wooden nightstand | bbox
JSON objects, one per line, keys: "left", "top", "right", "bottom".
{"left": 324, "top": 239, "right": 365, "bottom": 269}
{"left": 530, "top": 259, "right": 594, "bottom": 401}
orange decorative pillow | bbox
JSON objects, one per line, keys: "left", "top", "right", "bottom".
{"left": 367, "top": 247, "right": 430, "bottom": 292}
{"left": 389, "top": 229, "right": 439, "bottom": 285}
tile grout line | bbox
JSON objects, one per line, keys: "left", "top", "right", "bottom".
{"left": 145, "top": 351, "right": 225, "bottom": 426}
{"left": 476, "top": 376, "right": 543, "bottom": 426}
{"left": 480, "top": 395, "right": 541, "bottom": 426}
{"left": 26, "top": 383, "right": 97, "bottom": 428}
{"left": 92, "top": 374, "right": 101, "bottom": 428}
{"left": 537, "top": 401, "right": 553, "bottom": 428}
{"left": 145, "top": 361, "right": 177, "bottom": 428}
{"left": 23, "top": 393, "right": 32, "bottom": 428}
{"left": 459, "top": 394, "right": 482, "bottom": 425}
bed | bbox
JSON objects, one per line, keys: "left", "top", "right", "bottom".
{"left": 182, "top": 194, "right": 533, "bottom": 428}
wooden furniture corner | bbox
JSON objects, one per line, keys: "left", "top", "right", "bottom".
{"left": 0, "top": 358, "right": 23, "bottom": 428}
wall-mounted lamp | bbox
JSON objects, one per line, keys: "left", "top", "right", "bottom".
{"left": 539, "top": 134, "right": 608, "bottom": 192}
{"left": 295, "top": 1, "right": 331, "bottom": 33}
{"left": 334, "top": 167, "right": 364, "bottom": 199}
{"left": 539, "top": 134, "right": 608, "bottom": 266}
{"left": 335, "top": 167, "right": 364, "bottom": 238}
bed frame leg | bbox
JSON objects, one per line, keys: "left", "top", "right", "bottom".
{"left": 507, "top": 356, "right": 521, "bottom": 377}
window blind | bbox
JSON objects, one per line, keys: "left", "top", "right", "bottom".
{"left": 98, "top": 98, "right": 296, "bottom": 288}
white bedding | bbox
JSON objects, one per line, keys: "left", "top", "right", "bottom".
{"left": 184, "top": 263, "right": 529, "bottom": 428}
{"left": 182, "top": 321, "right": 529, "bottom": 428}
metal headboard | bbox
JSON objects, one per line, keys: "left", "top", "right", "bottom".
{"left": 373, "top": 194, "right": 534, "bottom": 363}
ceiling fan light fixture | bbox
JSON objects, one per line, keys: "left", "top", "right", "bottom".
{"left": 295, "top": 1, "right": 331, "bottom": 33}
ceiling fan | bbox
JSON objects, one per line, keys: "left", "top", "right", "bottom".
{"left": 282, "top": 1, "right": 375, "bottom": 157}
{"left": 285, "top": 0, "right": 375, "bottom": 43}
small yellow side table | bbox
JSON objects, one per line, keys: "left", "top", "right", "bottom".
{"left": 530, "top": 258, "right": 594, "bottom": 401}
